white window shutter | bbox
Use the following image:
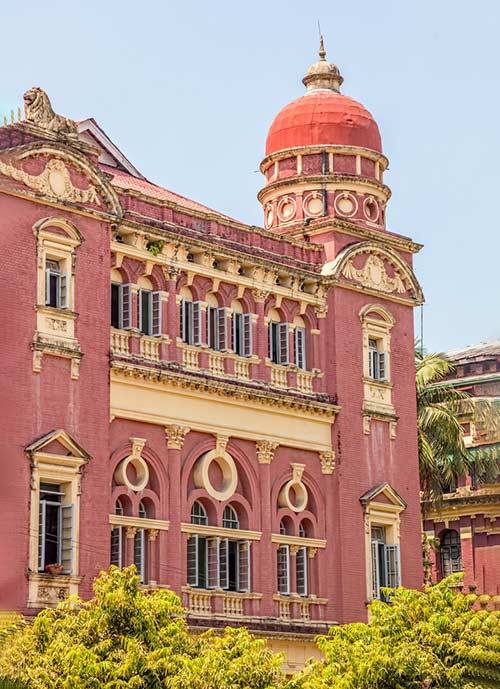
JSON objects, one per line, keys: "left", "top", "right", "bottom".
{"left": 384, "top": 544, "right": 401, "bottom": 589}
{"left": 152, "top": 291, "right": 162, "bottom": 336}
{"left": 180, "top": 300, "right": 187, "bottom": 342}
{"left": 219, "top": 538, "right": 229, "bottom": 590}
{"left": 268, "top": 323, "right": 274, "bottom": 360}
{"left": 187, "top": 535, "right": 199, "bottom": 587}
{"left": 217, "top": 307, "right": 228, "bottom": 351}
{"left": 121, "top": 284, "right": 132, "bottom": 330}
{"left": 45, "top": 270, "right": 51, "bottom": 306}
{"left": 110, "top": 526, "right": 122, "bottom": 568}
{"left": 38, "top": 500, "right": 46, "bottom": 571}
{"left": 371, "top": 541, "right": 380, "bottom": 599}
{"left": 295, "top": 327, "right": 306, "bottom": 369}
{"left": 277, "top": 544, "right": 290, "bottom": 595}
{"left": 60, "top": 273, "right": 68, "bottom": 309}
{"left": 379, "top": 352, "right": 387, "bottom": 381}
{"left": 278, "top": 323, "right": 289, "bottom": 365}
{"left": 207, "top": 537, "right": 220, "bottom": 589}
{"left": 242, "top": 314, "right": 252, "bottom": 357}
{"left": 232, "top": 312, "right": 238, "bottom": 353}
{"left": 137, "top": 289, "right": 143, "bottom": 331}
{"left": 192, "top": 301, "right": 202, "bottom": 346}
{"left": 237, "top": 541, "right": 251, "bottom": 592}
{"left": 296, "top": 546, "right": 308, "bottom": 596}
{"left": 60, "top": 504, "right": 73, "bottom": 574}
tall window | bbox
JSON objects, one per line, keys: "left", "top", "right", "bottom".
{"left": 370, "top": 526, "right": 400, "bottom": 600}
{"left": 232, "top": 312, "right": 252, "bottom": 357}
{"left": 294, "top": 327, "right": 306, "bottom": 369}
{"left": 38, "top": 483, "right": 73, "bottom": 573}
{"left": 45, "top": 260, "right": 67, "bottom": 309}
{"left": 440, "top": 530, "right": 462, "bottom": 577}
{"left": 269, "top": 321, "right": 289, "bottom": 364}
{"left": 368, "top": 339, "right": 387, "bottom": 381}
{"left": 187, "top": 501, "right": 250, "bottom": 592}
{"left": 277, "top": 544, "right": 290, "bottom": 595}
{"left": 207, "top": 305, "right": 228, "bottom": 351}
{"left": 110, "top": 283, "right": 132, "bottom": 329}
{"left": 180, "top": 299, "right": 202, "bottom": 345}
{"left": 134, "top": 501, "right": 147, "bottom": 583}
{"left": 110, "top": 499, "right": 124, "bottom": 568}
{"left": 138, "top": 289, "right": 162, "bottom": 336}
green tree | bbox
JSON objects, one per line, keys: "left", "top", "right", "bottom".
{"left": 290, "top": 576, "right": 500, "bottom": 689}
{"left": 0, "top": 567, "right": 285, "bottom": 689}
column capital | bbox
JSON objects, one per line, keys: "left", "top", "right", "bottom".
{"left": 256, "top": 440, "right": 279, "bottom": 464}
{"left": 319, "top": 450, "right": 335, "bottom": 475}
{"left": 126, "top": 526, "right": 137, "bottom": 539}
{"left": 252, "top": 289, "right": 268, "bottom": 304}
{"left": 289, "top": 544, "right": 300, "bottom": 557}
{"left": 165, "top": 425, "right": 190, "bottom": 449}
{"left": 148, "top": 528, "right": 159, "bottom": 542}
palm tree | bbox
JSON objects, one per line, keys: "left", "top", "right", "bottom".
{"left": 416, "top": 350, "right": 470, "bottom": 501}
{"left": 416, "top": 350, "right": 500, "bottom": 503}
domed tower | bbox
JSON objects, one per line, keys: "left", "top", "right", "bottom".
{"left": 258, "top": 38, "right": 390, "bottom": 240}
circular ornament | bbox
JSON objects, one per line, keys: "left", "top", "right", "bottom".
{"left": 334, "top": 192, "right": 357, "bottom": 218}
{"left": 193, "top": 450, "right": 238, "bottom": 501}
{"left": 277, "top": 196, "right": 297, "bottom": 222}
{"left": 278, "top": 479, "right": 308, "bottom": 513}
{"left": 303, "top": 191, "right": 323, "bottom": 217}
{"left": 114, "top": 455, "right": 149, "bottom": 492}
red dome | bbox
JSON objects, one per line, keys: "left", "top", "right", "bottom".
{"left": 265, "top": 90, "right": 382, "bottom": 157}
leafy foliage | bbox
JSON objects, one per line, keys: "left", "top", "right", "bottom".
{"left": 290, "top": 576, "right": 500, "bottom": 689}
{"left": 0, "top": 567, "right": 284, "bottom": 689}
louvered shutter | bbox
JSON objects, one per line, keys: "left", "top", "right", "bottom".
{"left": 192, "top": 301, "right": 202, "bottom": 346}
{"left": 384, "top": 544, "right": 401, "bottom": 589}
{"left": 38, "top": 500, "right": 46, "bottom": 571}
{"left": 237, "top": 541, "right": 251, "bottom": 592}
{"left": 378, "top": 352, "right": 387, "bottom": 381}
{"left": 137, "top": 289, "right": 143, "bottom": 331}
{"left": 180, "top": 300, "right": 187, "bottom": 342}
{"left": 277, "top": 544, "right": 290, "bottom": 594}
{"left": 60, "top": 504, "right": 73, "bottom": 573}
{"left": 110, "top": 526, "right": 123, "bottom": 568}
{"left": 60, "top": 273, "right": 68, "bottom": 309}
{"left": 268, "top": 323, "right": 274, "bottom": 360}
{"left": 217, "top": 307, "right": 228, "bottom": 351}
{"left": 278, "top": 323, "right": 289, "bottom": 365}
{"left": 152, "top": 291, "right": 162, "bottom": 336}
{"left": 187, "top": 535, "right": 199, "bottom": 587}
{"left": 296, "top": 546, "right": 308, "bottom": 596}
{"left": 207, "top": 537, "right": 220, "bottom": 589}
{"left": 219, "top": 538, "right": 229, "bottom": 590}
{"left": 232, "top": 312, "right": 239, "bottom": 354}
{"left": 371, "top": 541, "right": 380, "bottom": 599}
{"left": 295, "top": 327, "right": 306, "bottom": 369}
{"left": 242, "top": 314, "right": 252, "bottom": 357}
{"left": 120, "top": 284, "right": 132, "bottom": 330}
{"left": 45, "top": 270, "right": 51, "bottom": 306}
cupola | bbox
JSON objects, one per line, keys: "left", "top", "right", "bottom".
{"left": 259, "top": 39, "right": 390, "bottom": 236}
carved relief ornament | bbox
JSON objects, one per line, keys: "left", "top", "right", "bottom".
{"left": 165, "top": 425, "right": 190, "bottom": 450}
{"left": 0, "top": 157, "right": 101, "bottom": 206}
{"left": 342, "top": 254, "right": 406, "bottom": 295}
{"left": 256, "top": 440, "right": 279, "bottom": 464}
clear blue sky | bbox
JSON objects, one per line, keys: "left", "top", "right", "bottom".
{"left": 2, "top": 0, "right": 498, "bottom": 353}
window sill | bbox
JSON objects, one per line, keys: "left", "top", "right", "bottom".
{"left": 27, "top": 571, "right": 83, "bottom": 608}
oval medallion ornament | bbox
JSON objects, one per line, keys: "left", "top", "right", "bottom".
{"left": 334, "top": 192, "right": 357, "bottom": 217}
{"left": 303, "top": 191, "right": 323, "bottom": 217}
{"left": 277, "top": 196, "right": 297, "bottom": 222}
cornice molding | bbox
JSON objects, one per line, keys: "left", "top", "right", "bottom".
{"left": 260, "top": 144, "right": 389, "bottom": 171}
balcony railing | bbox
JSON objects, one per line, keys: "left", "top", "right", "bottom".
{"left": 140, "top": 336, "right": 160, "bottom": 361}
{"left": 296, "top": 370, "right": 314, "bottom": 393}
{"left": 110, "top": 329, "right": 130, "bottom": 355}
{"left": 270, "top": 364, "right": 288, "bottom": 388}
{"left": 182, "top": 346, "right": 199, "bottom": 370}
{"left": 233, "top": 358, "right": 250, "bottom": 380}
{"left": 273, "top": 594, "right": 327, "bottom": 622}
{"left": 182, "top": 587, "right": 262, "bottom": 619}
{"left": 208, "top": 352, "right": 225, "bottom": 376}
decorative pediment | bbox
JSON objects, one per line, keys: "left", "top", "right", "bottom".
{"left": 360, "top": 482, "right": 407, "bottom": 510}
{"left": 26, "top": 429, "right": 91, "bottom": 463}
{"left": 322, "top": 242, "right": 423, "bottom": 304}
{"left": 0, "top": 144, "right": 122, "bottom": 216}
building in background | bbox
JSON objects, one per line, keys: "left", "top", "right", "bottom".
{"left": 0, "top": 43, "right": 424, "bottom": 669}
{"left": 423, "top": 342, "right": 500, "bottom": 597}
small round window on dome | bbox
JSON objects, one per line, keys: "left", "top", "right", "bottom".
{"left": 364, "top": 197, "right": 379, "bottom": 222}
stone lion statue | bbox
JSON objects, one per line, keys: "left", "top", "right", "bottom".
{"left": 23, "top": 87, "right": 78, "bottom": 137}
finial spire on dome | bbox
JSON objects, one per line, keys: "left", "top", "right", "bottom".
{"left": 302, "top": 34, "right": 344, "bottom": 94}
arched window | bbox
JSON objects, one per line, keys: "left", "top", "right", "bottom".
{"left": 293, "top": 316, "right": 307, "bottom": 370}
{"left": 206, "top": 293, "right": 228, "bottom": 352}
{"left": 180, "top": 287, "right": 201, "bottom": 346}
{"left": 134, "top": 501, "right": 147, "bottom": 583}
{"left": 296, "top": 522, "right": 308, "bottom": 597}
{"left": 190, "top": 500, "right": 208, "bottom": 526}
{"left": 440, "top": 530, "right": 462, "bottom": 577}
{"left": 222, "top": 504, "right": 239, "bottom": 529}
{"left": 298, "top": 522, "right": 306, "bottom": 538}
{"left": 110, "top": 499, "right": 124, "bottom": 568}
{"left": 137, "top": 276, "right": 162, "bottom": 337}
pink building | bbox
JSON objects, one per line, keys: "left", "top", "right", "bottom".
{"left": 0, "top": 45, "right": 424, "bottom": 666}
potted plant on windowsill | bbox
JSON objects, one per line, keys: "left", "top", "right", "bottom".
{"left": 45, "top": 563, "right": 64, "bottom": 576}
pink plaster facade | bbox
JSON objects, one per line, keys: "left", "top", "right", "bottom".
{"left": 0, "top": 50, "right": 424, "bottom": 643}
